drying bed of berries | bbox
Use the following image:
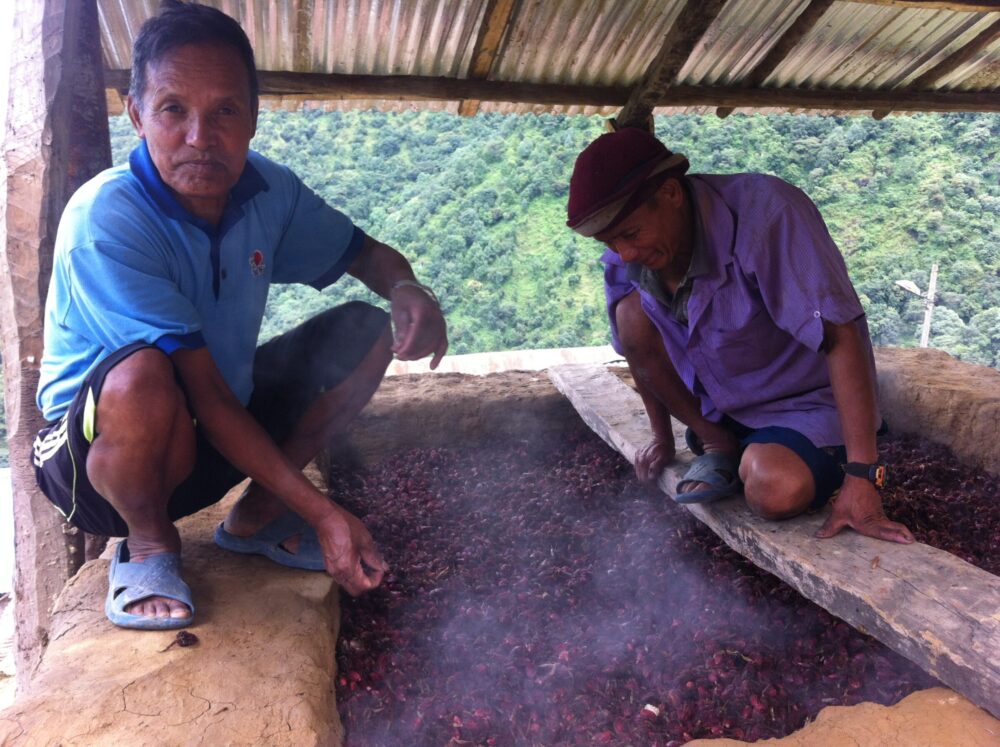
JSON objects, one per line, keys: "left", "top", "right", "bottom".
{"left": 878, "top": 434, "right": 1000, "bottom": 574}
{"left": 330, "top": 428, "right": 989, "bottom": 746}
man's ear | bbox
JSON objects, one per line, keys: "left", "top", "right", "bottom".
{"left": 126, "top": 95, "right": 145, "bottom": 139}
{"left": 657, "top": 177, "right": 684, "bottom": 207}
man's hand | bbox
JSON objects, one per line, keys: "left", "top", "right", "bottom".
{"left": 635, "top": 437, "right": 676, "bottom": 483}
{"left": 314, "top": 506, "right": 389, "bottom": 596}
{"left": 389, "top": 284, "right": 448, "bottom": 369}
{"left": 815, "top": 477, "right": 914, "bottom": 544}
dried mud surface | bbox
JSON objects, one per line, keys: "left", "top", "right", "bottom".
{"left": 324, "top": 422, "right": 999, "bottom": 747}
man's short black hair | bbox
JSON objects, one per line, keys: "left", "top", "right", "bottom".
{"left": 130, "top": 1, "right": 259, "bottom": 108}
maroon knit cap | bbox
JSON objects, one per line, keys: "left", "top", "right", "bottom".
{"left": 567, "top": 128, "right": 689, "bottom": 237}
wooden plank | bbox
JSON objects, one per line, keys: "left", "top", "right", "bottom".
{"left": 616, "top": 0, "right": 728, "bottom": 129}
{"left": 102, "top": 69, "right": 1000, "bottom": 113}
{"left": 548, "top": 363, "right": 1000, "bottom": 720}
{"left": 1, "top": 0, "right": 110, "bottom": 687}
{"left": 458, "top": 0, "right": 518, "bottom": 117}
{"left": 293, "top": 0, "right": 315, "bottom": 74}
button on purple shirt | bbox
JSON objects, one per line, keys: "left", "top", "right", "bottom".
{"left": 602, "top": 173, "right": 878, "bottom": 448}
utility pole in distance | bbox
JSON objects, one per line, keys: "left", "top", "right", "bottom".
{"left": 895, "top": 263, "right": 939, "bottom": 348}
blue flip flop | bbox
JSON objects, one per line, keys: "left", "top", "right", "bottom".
{"left": 105, "top": 540, "right": 194, "bottom": 630}
{"left": 214, "top": 511, "right": 325, "bottom": 571}
{"left": 675, "top": 452, "right": 742, "bottom": 504}
{"left": 685, "top": 426, "right": 706, "bottom": 456}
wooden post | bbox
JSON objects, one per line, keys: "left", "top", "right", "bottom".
{"left": 0, "top": 0, "right": 110, "bottom": 687}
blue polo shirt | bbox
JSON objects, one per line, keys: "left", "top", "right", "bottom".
{"left": 37, "top": 142, "right": 364, "bottom": 421}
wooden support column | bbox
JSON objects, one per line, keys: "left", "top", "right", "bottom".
{"left": 615, "top": 0, "right": 728, "bottom": 130}
{"left": 458, "top": 0, "right": 518, "bottom": 117}
{"left": 0, "top": 0, "right": 110, "bottom": 687}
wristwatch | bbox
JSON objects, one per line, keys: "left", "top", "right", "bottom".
{"left": 841, "top": 462, "right": 888, "bottom": 489}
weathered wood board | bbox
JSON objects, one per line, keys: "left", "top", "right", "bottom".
{"left": 2, "top": 0, "right": 111, "bottom": 684}
{"left": 548, "top": 363, "right": 1000, "bottom": 720}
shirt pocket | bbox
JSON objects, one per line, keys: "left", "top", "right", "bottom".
{"left": 707, "top": 291, "right": 792, "bottom": 380}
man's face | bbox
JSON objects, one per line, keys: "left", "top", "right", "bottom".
{"left": 594, "top": 179, "right": 692, "bottom": 277}
{"left": 127, "top": 43, "right": 258, "bottom": 225}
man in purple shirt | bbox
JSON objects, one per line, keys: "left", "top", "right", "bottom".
{"left": 567, "top": 127, "right": 913, "bottom": 545}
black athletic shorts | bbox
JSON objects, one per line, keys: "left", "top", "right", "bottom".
{"left": 32, "top": 301, "right": 389, "bottom": 537}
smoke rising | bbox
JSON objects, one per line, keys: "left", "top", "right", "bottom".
{"left": 331, "top": 427, "right": 934, "bottom": 746}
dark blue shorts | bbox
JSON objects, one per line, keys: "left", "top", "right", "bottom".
{"left": 727, "top": 418, "right": 887, "bottom": 510}
{"left": 688, "top": 417, "right": 866, "bottom": 510}
{"left": 733, "top": 423, "right": 847, "bottom": 510}
{"left": 33, "top": 301, "right": 389, "bottom": 537}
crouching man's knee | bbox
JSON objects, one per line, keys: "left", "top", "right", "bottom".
{"left": 740, "top": 444, "right": 814, "bottom": 520}
{"left": 88, "top": 346, "right": 196, "bottom": 493}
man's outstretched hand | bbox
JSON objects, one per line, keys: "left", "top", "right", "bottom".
{"left": 390, "top": 283, "right": 448, "bottom": 369}
{"left": 815, "top": 478, "right": 914, "bottom": 544}
{"left": 634, "top": 437, "right": 676, "bottom": 484}
{"left": 315, "top": 506, "right": 389, "bottom": 596}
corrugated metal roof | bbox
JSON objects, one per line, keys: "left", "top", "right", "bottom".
{"left": 97, "top": 0, "right": 1000, "bottom": 117}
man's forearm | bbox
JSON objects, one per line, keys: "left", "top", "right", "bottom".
{"left": 824, "top": 319, "right": 879, "bottom": 462}
{"left": 348, "top": 234, "right": 417, "bottom": 299}
{"left": 632, "top": 371, "right": 675, "bottom": 442}
{"left": 817, "top": 319, "right": 914, "bottom": 544}
{"left": 172, "top": 349, "right": 338, "bottom": 526}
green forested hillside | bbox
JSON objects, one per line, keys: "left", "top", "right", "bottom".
{"left": 108, "top": 110, "right": 1000, "bottom": 367}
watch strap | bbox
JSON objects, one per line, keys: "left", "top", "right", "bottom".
{"left": 841, "top": 462, "right": 888, "bottom": 489}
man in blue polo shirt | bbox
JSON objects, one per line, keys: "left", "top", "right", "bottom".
{"left": 32, "top": 2, "right": 448, "bottom": 629}
{"left": 567, "top": 127, "right": 913, "bottom": 545}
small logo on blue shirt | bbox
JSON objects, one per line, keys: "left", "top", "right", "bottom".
{"left": 249, "top": 250, "right": 265, "bottom": 277}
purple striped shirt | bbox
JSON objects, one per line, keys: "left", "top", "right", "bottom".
{"left": 602, "top": 173, "right": 878, "bottom": 448}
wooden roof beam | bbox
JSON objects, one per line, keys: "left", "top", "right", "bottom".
{"left": 845, "top": 0, "right": 1000, "bottom": 11}
{"left": 458, "top": 0, "right": 518, "bottom": 117}
{"left": 616, "top": 0, "right": 729, "bottom": 130}
{"left": 104, "top": 69, "right": 1000, "bottom": 113}
{"left": 716, "top": 0, "right": 836, "bottom": 119}
{"left": 873, "top": 16, "right": 1000, "bottom": 118}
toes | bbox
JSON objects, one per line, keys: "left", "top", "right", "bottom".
{"left": 126, "top": 596, "right": 191, "bottom": 619}
{"left": 679, "top": 480, "right": 710, "bottom": 494}
{"left": 170, "top": 603, "right": 192, "bottom": 619}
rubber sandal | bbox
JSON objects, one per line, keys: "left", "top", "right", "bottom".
{"left": 675, "top": 452, "right": 742, "bottom": 504}
{"left": 214, "top": 511, "right": 324, "bottom": 571}
{"left": 105, "top": 540, "right": 194, "bottom": 630}
{"left": 684, "top": 427, "right": 706, "bottom": 456}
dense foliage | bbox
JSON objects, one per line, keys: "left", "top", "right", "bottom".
{"left": 102, "top": 109, "right": 998, "bottom": 370}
